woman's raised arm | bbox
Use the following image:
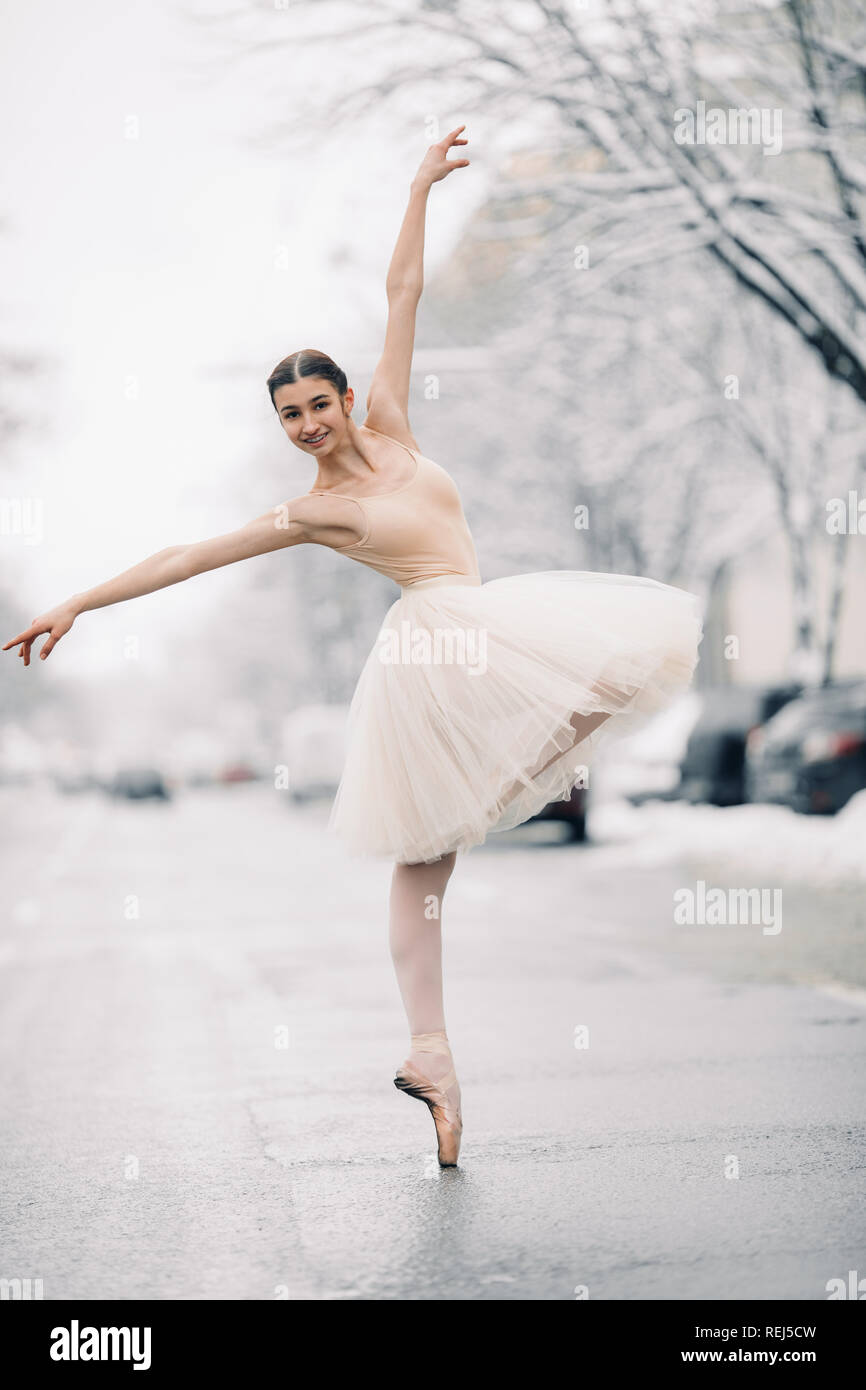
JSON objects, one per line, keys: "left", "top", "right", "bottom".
{"left": 2, "top": 496, "right": 321, "bottom": 666}
{"left": 364, "top": 125, "right": 469, "bottom": 443}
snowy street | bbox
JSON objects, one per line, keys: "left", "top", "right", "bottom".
{"left": 1, "top": 781, "right": 863, "bottom": 1301}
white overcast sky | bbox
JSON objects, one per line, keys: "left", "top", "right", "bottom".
{"left": 1, "top": 0, "right": 503, "bottom": 667}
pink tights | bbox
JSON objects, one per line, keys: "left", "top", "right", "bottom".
{"left": 388, "top": 705, "right": 614, "bottom": 1081}
{"left": 389, "top": 851, "right": 457, "bottom": 1037}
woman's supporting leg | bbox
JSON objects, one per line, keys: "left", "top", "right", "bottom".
{"left": 389, "top": 850, "right": 458, "bottom": 1086}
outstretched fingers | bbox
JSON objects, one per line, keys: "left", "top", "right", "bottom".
{"left": 4, "top": 620, "right": 49, "bottom": 666}
{"left": 442, "top": 125, "right": 469, "bottom": 170}
{"left": 441, "top": 124, "right": 468, "bottom": 151}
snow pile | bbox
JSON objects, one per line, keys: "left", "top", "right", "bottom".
{"left": 587, "top": 791, "right": 866, "bottom": 886}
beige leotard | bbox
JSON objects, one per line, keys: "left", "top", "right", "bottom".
{"left": 306, "top": 426, "right": 480, "bottom": 588}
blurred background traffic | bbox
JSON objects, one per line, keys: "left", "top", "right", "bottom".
{"left": 5, "top": 675, "right": 866, "bottom": 863}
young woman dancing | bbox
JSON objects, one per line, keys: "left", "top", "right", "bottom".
{"left": 4, "top": 127, "right": 703, "bottom": 1168}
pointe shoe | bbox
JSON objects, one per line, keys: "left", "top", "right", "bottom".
{"left": 394, "top": 1030, "right": 463, "bottom": 1167}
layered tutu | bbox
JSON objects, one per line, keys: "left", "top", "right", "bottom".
{"left": 328, "top": 570, "right": 704, "bottom": 864}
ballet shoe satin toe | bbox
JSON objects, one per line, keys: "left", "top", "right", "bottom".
{"left": 394, "top": 1030, "right": 462, "bottom": 1167}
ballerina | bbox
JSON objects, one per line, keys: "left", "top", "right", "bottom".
{"left": 4, "top": 126, "right": 703, "bottom": 1167}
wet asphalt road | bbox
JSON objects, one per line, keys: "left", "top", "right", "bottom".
{"left": 1, "top": 782, "right": 864, "bottom": 1300}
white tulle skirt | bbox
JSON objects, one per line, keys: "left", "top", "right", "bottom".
{"left": 328, "top": 571, "right": 704, "bottom": 864}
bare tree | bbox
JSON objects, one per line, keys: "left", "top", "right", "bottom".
{"left": 229, "top": 0, "right": 866, "bottom": 406}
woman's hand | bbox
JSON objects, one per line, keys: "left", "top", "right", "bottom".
{"left": 3, "top": 600, "right": 79, "bottom": 666}
{"left": 412, "top": 125, "right": 469, "bottom": 192}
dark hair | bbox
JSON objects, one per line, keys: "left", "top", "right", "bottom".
{"left": 266, "top": 349, "right": 348, "bottom": 411}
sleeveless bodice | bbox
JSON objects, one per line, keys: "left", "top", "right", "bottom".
{"left": 310, "top": 428, "right": 480, "bottom": 588}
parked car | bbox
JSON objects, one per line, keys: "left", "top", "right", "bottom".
{"left": 530, "top": 785, "right": 587, "bottom": 841}
{"left": 676, "top": 683, "right": 801, "bottom": 807}
{"left": 745, "top": 679, "right": 866, "bottom": 814}
{"left": 108, "top": 768, "right": 171, "bottom": 801}
{"left": 217, "top": 762, "right": 259, "bottom": 785}
{"left": 598, "top": 691, "right": 703, "bottom": 806}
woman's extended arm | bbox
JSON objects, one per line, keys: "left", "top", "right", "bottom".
{"left": 364, "top": 125, "right": 469, "bottom": 442}
{"left": 3, "top": 499, "right": 309, "bottom": 666}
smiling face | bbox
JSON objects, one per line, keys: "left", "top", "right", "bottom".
{"left": 272, "top": 377, "right": 354, "bottom": 456}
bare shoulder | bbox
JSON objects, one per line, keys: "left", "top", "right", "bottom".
{"left": 360, "top": 406, "right": 421, "bottom": 455}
